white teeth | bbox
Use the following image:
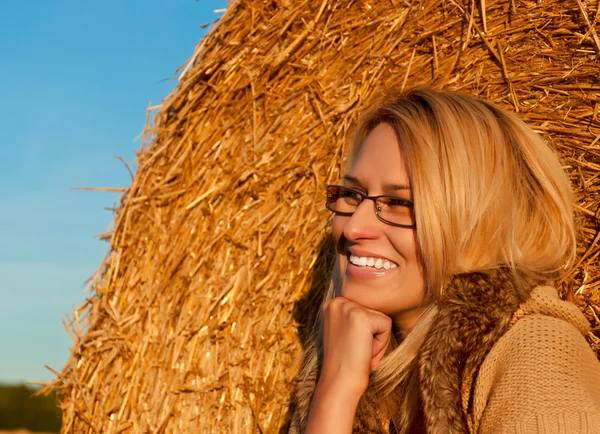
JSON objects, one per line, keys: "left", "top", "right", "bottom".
{"left": 349, "top": 254, "right": 397, "bottom": 270}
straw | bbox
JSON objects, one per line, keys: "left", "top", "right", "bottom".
{"left": 42, "top": 0, "right": 600, "bottom": 432}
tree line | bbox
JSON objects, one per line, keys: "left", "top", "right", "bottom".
{"left": 0, "top": 384, "right": 61, "bottom": 432}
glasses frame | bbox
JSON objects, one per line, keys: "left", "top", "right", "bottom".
{"left": 325, "top": 184, "right": 416, "bottom": 228}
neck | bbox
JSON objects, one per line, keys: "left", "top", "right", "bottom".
{"left": 393, "top": 307, "right": 426, "bottom": 337}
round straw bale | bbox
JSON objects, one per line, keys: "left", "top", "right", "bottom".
{"left": 45, "top": 0, "right": 600, "bottom": 432}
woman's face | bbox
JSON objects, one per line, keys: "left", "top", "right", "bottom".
{"left": 332, "top": 123, "right": 425, "bottom": 332}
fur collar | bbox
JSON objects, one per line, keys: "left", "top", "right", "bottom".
{"left": 417, "top": 269, "right": 527, "bottom": 434}
{"left": 290, "top": 269, "right": 530, "bottom": 433}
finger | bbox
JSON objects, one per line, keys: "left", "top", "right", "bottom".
{"left": 371, "top": 337, "right": 389, "bottom": 368}
{"left": 369, "top": 315, "right": 392, "bottom": 368}
{"left": 367, "top": 312, "right": 392, "bottom": 341}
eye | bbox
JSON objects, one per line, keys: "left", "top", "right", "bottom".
{"left": 339, "top": 187, "right": 363, "bottom": 205}
{"left": 378, "top": 196, "right": 413, "bottom": 215}
{"left": 386, "top": 197, "right": 412, "bottom": 207}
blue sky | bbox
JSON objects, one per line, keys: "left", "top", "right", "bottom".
{"left": 0, "top": 0, "right": 226, "bottom": 384}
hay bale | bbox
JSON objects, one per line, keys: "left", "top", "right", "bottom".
{"left": 46, "top": 0, "right": 600, "bottom": 432}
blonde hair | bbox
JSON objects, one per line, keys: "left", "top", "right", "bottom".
{"left": 297, "top": 88, "right": 576, "bottom": 431}
{"left": 350, "top": 88, "right": 576, "bottom": 293}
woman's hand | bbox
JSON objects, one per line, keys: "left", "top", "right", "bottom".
{"left": 319, "top": 296, "right": 393, "bottom": 396}
{"left": 305, "top": 297, "right": 392, "bottom": 433}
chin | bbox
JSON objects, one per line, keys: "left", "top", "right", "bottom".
{"left": 339, "top": 279, "right": 390, "bottom": 311}
{"left": 339, "top": 271, "right": 425, "bottom": 322}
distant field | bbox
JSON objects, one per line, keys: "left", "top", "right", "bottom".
{"left": 0, "top": 430, "right": 57, "bottom": 434}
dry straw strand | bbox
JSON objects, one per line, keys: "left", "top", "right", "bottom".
{"left": 44, "top": 0, "right": 600, "bottom": 432}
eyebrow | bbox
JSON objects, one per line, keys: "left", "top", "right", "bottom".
{"left": 342, "top": 175, "right": 411, "bottom": 192}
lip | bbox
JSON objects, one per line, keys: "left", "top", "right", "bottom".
{"left": 346, "top": 262, "right": 395, "bottom": 279}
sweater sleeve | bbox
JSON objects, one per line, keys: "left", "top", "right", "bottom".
{"left": 474, "top": 314, "right": 600, "bottom": 434}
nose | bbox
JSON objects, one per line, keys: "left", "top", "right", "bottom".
{"left": 341, "top": 198, "right": 381, "bottom": 241}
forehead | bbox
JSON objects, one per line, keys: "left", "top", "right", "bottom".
{"left": 347, "top": 123, "right": 410, "bottom": 187}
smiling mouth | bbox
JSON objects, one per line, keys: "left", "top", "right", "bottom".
{"left": 349, "top": 254, "right": 398, "bottom": 270}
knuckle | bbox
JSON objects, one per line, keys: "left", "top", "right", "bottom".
{"left": 347, "top": 306, "right": 366, "bottom": 322}
{"left": 330, "top": 297, "right": 346, "bottom": 308}
{"left": 323, "top": 297, "right": 344, "bottom": 313}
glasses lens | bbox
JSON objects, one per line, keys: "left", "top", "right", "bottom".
{"left": 326, "top": 186, "right": 361, "bottom": 214}
{"left": 376, "top": 196, "right": 415, "bottom": 226}
{"left": 326, "top": 186, "right": 415, "bottom": 227}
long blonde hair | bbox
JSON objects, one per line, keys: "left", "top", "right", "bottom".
{"left": 296, "top": 88, "right": 576, "bottom": 431}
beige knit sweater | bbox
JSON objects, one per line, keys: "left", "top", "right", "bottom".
{"left": 470, "top": 286, "right": 600, "bottom": 433}
{"left": 289, "top": 279, "right": 600, "bottom": 434}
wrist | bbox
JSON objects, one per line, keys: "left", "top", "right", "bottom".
{"left": 305, "top": 377, "right": 363, "bottom": 434}
{"left": 313, "top": 373, "right": 365, "bottom": 407}
{"left": 318, "top": 365, "right": 369, "bottom": 399}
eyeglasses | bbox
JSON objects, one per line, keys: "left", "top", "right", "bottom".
{"left": 325, "top": 185, "right": 416, "bottom": 228}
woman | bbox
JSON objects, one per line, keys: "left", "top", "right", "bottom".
{"left": 289, "top": 89, "right": 600, "bottom": 433}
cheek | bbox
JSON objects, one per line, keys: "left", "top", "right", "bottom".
{"left": 388, "top": 229, "right": 420, "bottom": 263}
{"left": 331, "top": 215, "right": 346, "bottom": 246}
{"left": 332, "top": 216, "right": 348, "bottom": 276}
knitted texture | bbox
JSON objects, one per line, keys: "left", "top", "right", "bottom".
{"left": 289, "top": 283, "right": 600, "bottom": 433}
{"left": 471, "top": 287, "right": 600, "bottom": 433}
